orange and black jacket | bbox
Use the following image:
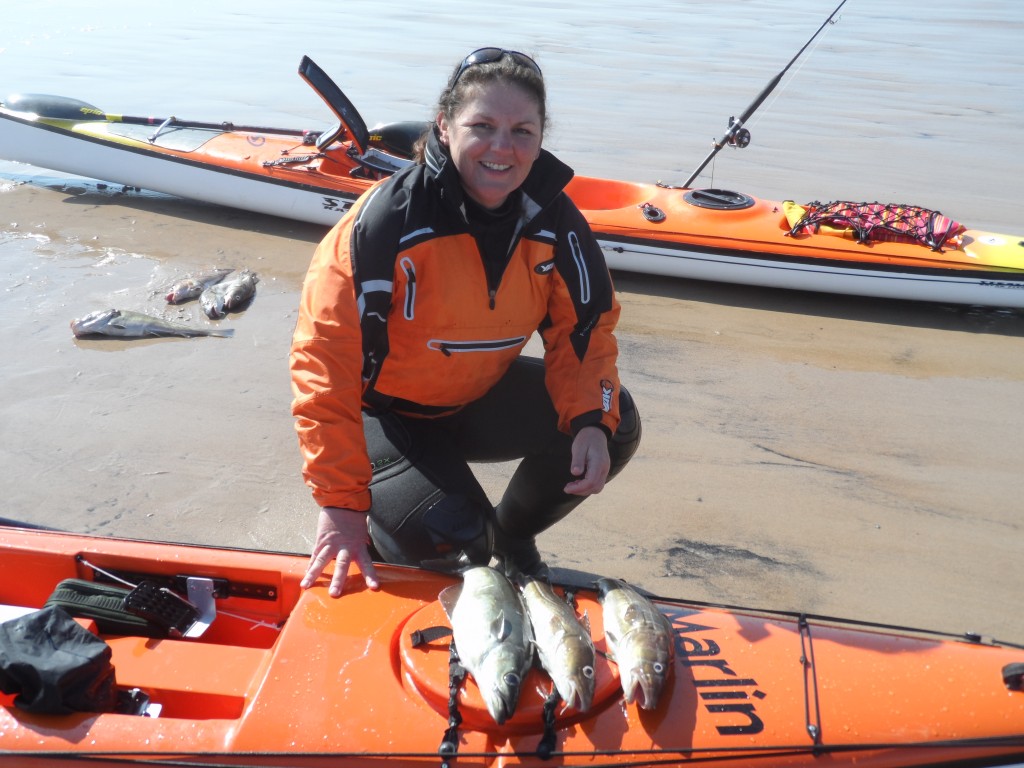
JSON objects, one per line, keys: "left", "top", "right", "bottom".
{"left": 290, "top": 130, "right": 622, "bottom": 511}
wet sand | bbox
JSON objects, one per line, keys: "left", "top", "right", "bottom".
{"left": 2, "top": 176, "right": 1022, "bottom": 643}
{"left": 1, "top": 1, "right": 1022, "bottom": 642}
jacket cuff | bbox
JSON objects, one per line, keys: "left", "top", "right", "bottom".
{"left": 311, "top": 488, "right": 372, "bottom": 512}
{"left": 569, "top": 411, "right": 613, "bottom": 440}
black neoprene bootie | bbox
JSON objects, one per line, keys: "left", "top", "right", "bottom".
{"left": 493, "top": 531, "right": 550, "bottom": 581}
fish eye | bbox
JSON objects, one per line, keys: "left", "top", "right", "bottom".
{"left": 503, "top": 673, "right": 521, "bottom": 686}
{"left": 582, "top": 666, "right": 595, "bottom": 679}
{"left": 653, "top": 663, "right": 665, "bottom": 674}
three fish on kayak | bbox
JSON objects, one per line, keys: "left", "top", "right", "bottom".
{"left": 439, "top": 565, "right": 674, "bottom": 725}
{"left": 71, "top": 267, "right": 258, "bottom": 339}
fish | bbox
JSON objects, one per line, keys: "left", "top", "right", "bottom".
{"left": 199, "top": 268, "right": 259, "bottom": 319}
{"left": 70, "top": 308, "right": 234, "bottom": 339}
{"left": 165, "top": 268, "right": 234, "bottom": 304}
{"left": 439, "top": 566, "right": 533, "bottom": 725}
{"left": 596, "top": 577, "right": 674, "bottom": 710}
{"left": 518, "top": 575, "right": 596, "bottom": 712}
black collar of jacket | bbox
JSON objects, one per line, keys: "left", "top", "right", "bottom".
{"left": 422, "top": 123, "right": 575, "bottom": 217}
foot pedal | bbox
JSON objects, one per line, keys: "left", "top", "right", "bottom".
{"left": 123, "top": 581, "right": 199, "bottom": 638}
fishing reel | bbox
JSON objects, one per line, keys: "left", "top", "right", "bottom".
{"left": 725, "top": 116, "right": 751, "bottom": 149}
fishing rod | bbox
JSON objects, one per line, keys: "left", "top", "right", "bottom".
{"left": 681, "top": 0, "right": 849, "bottom": 188}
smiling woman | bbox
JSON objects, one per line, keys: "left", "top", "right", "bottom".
{"left": 290, "top": 47, "right": 642, "bottom": 596}
{"left": 435, "top": 48, "right": 546, "bottom": 210}
{"left": 439, "top": 79, "right": 543, "bottom": 210}
{"left": 0, "top": 0, "right": 1022, "bottom": 646}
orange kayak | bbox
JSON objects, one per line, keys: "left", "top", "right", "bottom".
{"left": 1, "top": 56, "right": 1023, "bottom": 309}
{"left": 1, "top": 525, "right": 1022, "bottom": 767}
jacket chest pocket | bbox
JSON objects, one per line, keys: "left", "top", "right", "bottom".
{"left": 426, "top": 336, "right": 528, "bottom": 357}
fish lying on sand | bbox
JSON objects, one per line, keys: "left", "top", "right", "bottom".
{"left": 439, "top": 566, "right": 533, "bottom": 725}
{"left": 165, "top": 268, "right": 234, "bottom": 304}
{"left": 596, "top": 577, "right": 674, "bottom": 710}
{"left": 200, "top": 268, "right": 259, "bottom": 319}
{"left": 70, "top": 308, "right": 234, "bottom": 339}
{"left": 518, "top": 575, "right": 596, "bottom": 712}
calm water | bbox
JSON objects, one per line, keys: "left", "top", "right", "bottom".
{"left": 2, "top": 0, "right": 1022, "bottom": 230}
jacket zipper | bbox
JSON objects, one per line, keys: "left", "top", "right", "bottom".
{"left": 400, "top": 257, "right": 416, "bottom": 320}
{"left": 427, "top": 336, "right": 527, "bottom": 357}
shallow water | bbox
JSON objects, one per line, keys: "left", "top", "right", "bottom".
{"left": 1, "top": 1, "right": 1023, "bottom": 638}
{"left": 2, "top": 1, "right": 1022, "bottom": 227}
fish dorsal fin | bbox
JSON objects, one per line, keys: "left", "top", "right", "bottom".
{"left": 581, "top": 609, "right": 592, "bottom": 635}
{"left": 438, "top": 584, "right": 462, "bottom": 621}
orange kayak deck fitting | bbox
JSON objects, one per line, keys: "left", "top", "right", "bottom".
{"left": 1, "top": 526, "right": 1022, "bottom": 767}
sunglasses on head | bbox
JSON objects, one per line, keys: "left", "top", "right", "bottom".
{"left": 449, "top": 47, "right": 542, "bottom": 89}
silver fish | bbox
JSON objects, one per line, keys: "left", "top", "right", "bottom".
{"left": 596, "top": 577, "right": 674, "bottom": 710}
{"left": 519, "top": 575, "right": 596, "bottom": 712}
{"left": 70, "top": 308, "right": 234, "bottom": 339}
{"left": 165, "top": 268, "right": 234, "bottom": 304}
{"left": 439, "top": 566, "right": 533, "bottom": 725}
{"left": 199, "top": 268, "right": 259, "bottom": 319}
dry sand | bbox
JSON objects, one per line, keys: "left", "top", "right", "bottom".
{"left": 2, "top": 174, "right": 1021, "bottom": 643}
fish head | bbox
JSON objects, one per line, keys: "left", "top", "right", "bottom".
{"left": 477, "top": 646, "right": 526, "bottom": 725}
{"left": 618, "top": 628, "right": 673, "bottom": 710}
{"left": 621, "top": 659, "right": 668, "bottom": 710}
{"left": 70, "top": 308, "right": 119, "bottom": 337}
{"left": 551, "top": 658, "right": 596, "bottom": 712}
{"left": 165, "top": 280, "right": 196, "bottom": 303}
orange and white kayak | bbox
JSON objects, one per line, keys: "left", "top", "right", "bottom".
{"left": 1, "top": 56, "right": 1023, "bottom": 308}
{"left": 1, "top": 524, "right": 1022, "bottom": 767}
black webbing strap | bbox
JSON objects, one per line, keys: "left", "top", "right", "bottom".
{"left": 407, "top": 625, "right": 464, "bottom": 767}
{"left": 537, "top": 688, "right": 561, "bottom": 759}
{"left": 439, "top": 640, "right": 466, "bottom": 767}
{"left": 410, "top": 625, "right": 453, "bottom": 647}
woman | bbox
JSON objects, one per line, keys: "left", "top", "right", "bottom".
{"left": 290, "top": 47, "right": 641, "bottom": 597}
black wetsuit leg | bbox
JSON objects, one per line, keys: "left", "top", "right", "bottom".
{"left": 362, "top": 356, "right": 641, "bottom": 567}
{"left": 444, "top": 356, "right": 642, "bottom": 541}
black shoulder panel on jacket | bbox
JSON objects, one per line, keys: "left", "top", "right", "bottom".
{"left": 532, "top": 195, "right": 614, "bottom": 361}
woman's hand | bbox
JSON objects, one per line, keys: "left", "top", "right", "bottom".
{"left": 563, "top": 425, "right": 611, "bottom": 496}
{"left": 301, "top": 506, "right": 381, "bottom": 597}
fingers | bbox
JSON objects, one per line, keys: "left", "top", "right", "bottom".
{"left": 328, "top": 548, "right": 352, "bottom": 598}
{"left": 300, "top": 543, "right": 334, "bottom": 589}
{"left": 358, "top": 555, "right": 381, "bottom": 592}
{"left": 565, "top": 429, "right": 611, "bottom": 495}
{"left": 302, "top": 542, "right": 381, "bottom": 596}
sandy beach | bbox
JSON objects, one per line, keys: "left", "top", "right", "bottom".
{"left": 2, "top": 175, "right": 1022, "bottom": 642}
{"left": 1, "top": 0, "right": 1022, "bottom": 642}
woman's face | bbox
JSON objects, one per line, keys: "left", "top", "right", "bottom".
{"left": 438, "top": 81, "right": 543, "bottom": 210}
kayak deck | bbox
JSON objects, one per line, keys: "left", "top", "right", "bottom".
{"left": 5, "top": 104, "right": 1023, "bottom": 290}
{"left": 1, "top": 527, "right": 1022, "bottom": 767}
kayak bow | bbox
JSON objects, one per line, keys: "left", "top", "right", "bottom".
{"left": 0, "top": 525, "right": 1022, "bottom": 767}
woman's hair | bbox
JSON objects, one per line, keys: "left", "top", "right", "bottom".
{"left": 439, "top": 52, "right": 547, "bottom": 128}
{"left": 414, "top": 51, "right": 547, "bottom": 162}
